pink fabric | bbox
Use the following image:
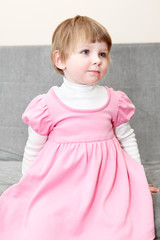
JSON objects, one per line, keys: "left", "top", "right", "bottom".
{"left": 22, "top": 95, "right": 54, "bottom": 136}
{"left": 114, "top": 91, "right": 135, "bottom": 127}
{"left": 0, "top": 87, "right": 155, "bottom": 240}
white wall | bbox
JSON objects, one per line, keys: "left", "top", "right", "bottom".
{"left": 0, "top": 0, "right": 160, "bottom": 46}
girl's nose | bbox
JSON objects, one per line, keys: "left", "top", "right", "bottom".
{"left": 92, "top": 54, "right": 101, "bottom": 65}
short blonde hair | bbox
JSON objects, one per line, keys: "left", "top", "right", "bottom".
{"left": 51, "top": 15, "right": 112, "bottom": 75}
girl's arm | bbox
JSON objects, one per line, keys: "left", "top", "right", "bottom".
{"left": 22, "top": 126, "right": 48, "bottom": 175}
{"left": 115, "top": 122, "right": 141, "bottom": 163}
{"left": 115, "top": 122, "right": 159, "bottom": 195}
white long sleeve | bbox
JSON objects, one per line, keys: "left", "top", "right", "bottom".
{"left": 115, "top": 122, "right": 141, "bottom": 164}
{"left": 22, "top": 127, "right": 48, "bottom": 175}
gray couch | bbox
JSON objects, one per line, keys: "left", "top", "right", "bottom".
{"left": 0, "top": 43, "right": 160, "bottom": 239}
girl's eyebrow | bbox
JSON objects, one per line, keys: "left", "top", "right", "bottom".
{"left": 77, "top": 43, "right": 108, "bottom": 52}
{"left": 78, "top": 46, "right": 108, "bottom": 50}
{"left": 77, "top": 44, "right": 90, "bottom": 49}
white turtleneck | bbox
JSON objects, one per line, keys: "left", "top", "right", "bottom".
{"left": 52, "top": 77, "right": 108, "bottom": 109}
{"left": 22, "top": 78, "right": 141, "bottom": 175}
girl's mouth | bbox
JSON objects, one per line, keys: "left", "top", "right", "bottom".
{"left": 88, "top": 70, "right": 100, "bottom": 74}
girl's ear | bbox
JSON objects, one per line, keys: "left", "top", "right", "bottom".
{"left": 52, "top": 50, "right": 66, "bottom": 70}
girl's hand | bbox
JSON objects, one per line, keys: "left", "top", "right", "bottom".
{"left": 149, "top": 184, "right": 159, "bottom": 195}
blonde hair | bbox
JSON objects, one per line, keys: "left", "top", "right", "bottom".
{"left": 51, "top": 15, "right": 112, "bottom": 75}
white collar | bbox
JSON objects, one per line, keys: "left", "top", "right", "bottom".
{"left": 62, "top": 77, "right": 95, "bottom": 93}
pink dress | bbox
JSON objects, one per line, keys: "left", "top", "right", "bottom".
{"left": 0, "top": 87, "right": 155, "bottom": 240}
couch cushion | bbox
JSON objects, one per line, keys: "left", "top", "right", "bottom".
{"left": 0, "top": 160, "right": 22, "bottom": 195}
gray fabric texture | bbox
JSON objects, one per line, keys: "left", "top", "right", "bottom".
{"left": 0, "top": 43, "right": 160, "bottom": 238}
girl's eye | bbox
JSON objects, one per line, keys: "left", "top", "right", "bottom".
{"left": 81, "top": 50, "right": 89, "bottom": 55}
{"left": 99, "top": 52, "right": 107, "bottom": 57}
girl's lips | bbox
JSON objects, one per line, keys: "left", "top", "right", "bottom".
{"left": 88, "top": 70, "right": 100, "bottom": 74}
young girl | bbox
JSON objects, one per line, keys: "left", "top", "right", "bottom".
{"left": 0, "top": 15, "right": 159, "bottom": 240}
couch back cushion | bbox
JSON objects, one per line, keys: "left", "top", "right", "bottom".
{"left": 0, "top": 44, "right": 160, "bottom": 164}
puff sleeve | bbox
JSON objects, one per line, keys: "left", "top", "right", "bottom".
{"left": 113, "top": 91, "right": 135, "bottom": 128}
{"left": 22, "top": 95, "right": 54, "bottom": 136}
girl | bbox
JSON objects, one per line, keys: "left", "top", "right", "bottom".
{"left": 0, "top": 15, "right": 159, "bottom": 240}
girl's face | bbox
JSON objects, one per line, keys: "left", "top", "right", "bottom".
{"left": 63, "top": 41, "right": 109, "bottom": 85}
